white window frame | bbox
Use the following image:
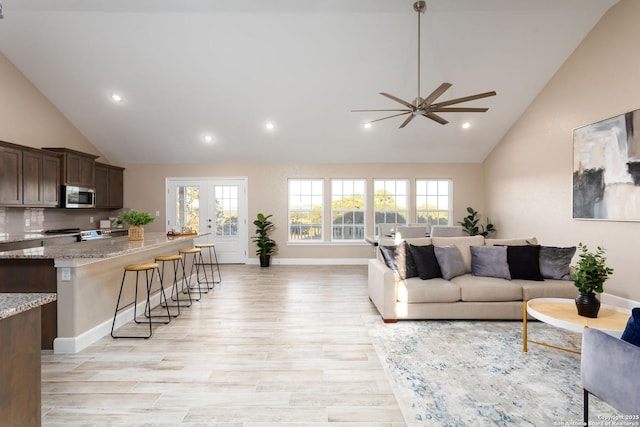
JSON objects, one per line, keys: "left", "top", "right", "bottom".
{"left": 415, "top": 179, "right": 452, "bottom": 225}
{"left": 331, "top": 179, "right": 366, "bottom": 242}
{"left": 373, "top": 179, "right": 409, "bottom": 236}
{"left": 288, "top": 179, "right": 324, "bottom": 242}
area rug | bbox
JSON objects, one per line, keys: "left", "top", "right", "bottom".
{"left": 367, "top": 319, "right": 612, "bottom": 426}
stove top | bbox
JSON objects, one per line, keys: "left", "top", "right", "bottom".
{"left": 79, "top": 229, "right": 112, "bottom": 241}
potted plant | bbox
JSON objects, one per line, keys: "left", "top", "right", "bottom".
{"left": 117, "top": 209, "right": 155, "bottom": 241}
{"left": 458, "top": 207, "right": 496, "bottom": 237}
{"left": 572, "top": 242, "right": 614, "bottom": 318}
{"left": 252, "top": 213, "right": 277, "bottom": 267}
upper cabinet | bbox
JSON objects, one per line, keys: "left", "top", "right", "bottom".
{"left": 95, "top": 162, "right": 124, "bottom": 209}
{"left": 42, "top": 148, "right": 99, "bottom": 188}
{"left": 0, "top": 142, "right": 23, "bottom": 205}
{"left": 22, "top": 149, "right": 61, "bottom": 207}
{"left": 1, "top": 141, "right": 62, "bottom": 207}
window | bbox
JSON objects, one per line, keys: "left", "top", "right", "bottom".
{"left": 373, "top": 179, "right": 408, "bottom": 236}
{"left": 214, "top": 185, "right": 239, "bottom": 236}
{"left": 331, "top": 179, "right": 366, "bottom": 241}
{"left": 288, "top": 179, "right": 323, "bottom": 241}
{"left": 416, "top": 179, "right": 451, "bottom": 225}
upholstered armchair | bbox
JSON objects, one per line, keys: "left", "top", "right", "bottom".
{"left": 581, "top": 327, "right": 640, "bottom": 425}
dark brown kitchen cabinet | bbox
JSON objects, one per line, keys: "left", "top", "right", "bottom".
{"left": 95, "top": 162, "right": 124, "bottom": 209}
{"left": 0, "top": 142, "right": 23, "bottom": 205}
{"left": 43, "top": 147, "right": 99, "bottom": 188}
{"left": 22, "top": 149, "right": 61, "bottom": 207}
{"left": 0, "top": 259, "right": 57, "bottom": 350}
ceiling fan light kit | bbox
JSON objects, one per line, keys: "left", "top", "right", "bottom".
{"left": 352, "top": 0, "right": 496, "bottom": 128}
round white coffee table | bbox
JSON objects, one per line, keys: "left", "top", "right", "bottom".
{"left": 523, "top": 297, "right": 630, "bottom": 354}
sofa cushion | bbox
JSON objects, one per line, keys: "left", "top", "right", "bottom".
{"left": 452, "top": 275, "right": 522, "bottom": 302}
{"left": 507, "top": 245, "right": 544, "bottom": 281}
{"left": 520, "top": 279, "right": 577, "bottom": 300}
{"left": 434, "top": 245, "right": 466, "bottom": 280}
{"left": 485, "top": 237, "right": 538, "bottom": 246}
{"left": 470, "top": 245, "right": 511, "bottom": 280}
{"left": 539, "top": 246, "right": 576, "bottom": 280}
{"left": 379, "top": 241, "right": 417, "bottom": 279}
{"left": 432, "top": 235, "right": 485, "bottom": 273}
{"left": 404, "top": 237, "right": 432, "bottom": 247}
{"left": 621, "top": 307, "right": 640, "bottom": 347}
{"left": 408, "top": 244, "right": 442, "bottom": 280}
{"left": 397, "top": 277, "right": 461, "bottom": 303}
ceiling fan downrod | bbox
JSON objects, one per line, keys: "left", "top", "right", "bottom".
{"left": 414, "top": 1, "right": 426, "bottom": 107}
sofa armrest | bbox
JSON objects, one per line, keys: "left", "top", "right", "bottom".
{"left": 581, "top": 328, "right": 640, "bottom": 414}
{"left": 368, "top": 258, "right": 399, "bottom": 322}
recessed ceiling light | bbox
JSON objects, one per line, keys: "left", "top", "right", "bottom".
{"left": 364, "top": 123, "right": 372, "bottom": 129}
{"left": 461, "top": 122, "right": 471, "bottom": 129}
{"left": 110, "top": 93, "right": 124, "bottom": 103}
{"left": 265, "top": 122, "right": 275, "bottom": 130}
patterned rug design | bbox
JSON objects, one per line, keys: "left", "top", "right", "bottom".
{"left": 368, "top": 319, "right": 613, "bottom": 426}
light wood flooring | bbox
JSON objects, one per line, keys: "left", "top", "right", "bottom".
{"left": 41, "top": 264, "right": 407, "bottom": 426}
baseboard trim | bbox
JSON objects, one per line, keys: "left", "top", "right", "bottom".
{"left": 53, "top": 287, "right": 169, "bottom": 354}
{"left": 246, "top": 258, "right": 369, "bottom": 266}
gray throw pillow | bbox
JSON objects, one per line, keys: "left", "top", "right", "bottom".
{"left": 379, "top": 241, "right": 417, "bottom": 279}
{"left": 470, "top": 245, "right": 511, "bottom": 280}
{"left": 434, "top": 245, "right": 466, "bottom": 280}
{"left": 539, "top": 246, "right": 576, "bottom": 280}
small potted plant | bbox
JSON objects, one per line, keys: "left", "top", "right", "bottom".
{"left": 252, "top": 213, "right": 277, "bottom": 267}
{"left": 458, "top": 207, "right": 496, "bottom": 237}
{"left": 572, "top": 243, "right": 614, "bottom": 318}
{"left": 118, "top": 209, "right": 155, "bottom": 241}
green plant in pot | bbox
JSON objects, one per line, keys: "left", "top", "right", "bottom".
{"left": 458, "top": 207, "right": 496, "bottom": 237}
{"left": 572, "top": 243, "right": 613, "bottom": 318}
{"left": 117, "top": 209, "right": 155, "bottom": 241}
{"left": 253, "top": 213, "right": 277, "bottom": 267}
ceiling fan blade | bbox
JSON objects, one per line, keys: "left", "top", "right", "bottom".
{"left": 431, "top": 107, "right": 489, "bottom": 113}
{"left": 351, "top": 109, "right": 412, "bottom": 112}
{"left": 423, "top": 112, "right": 449, "bottom": 125}
{"left": 380, "top": 92, "right": 414, "bottom": 109}
{"left": 399, "top": 114, "right": 416, "bottom": 128}
{"left": 418, "top": 82, "right": 452, "bottom": 108}
{"left": 368, "top": 111, "right": 411, "bottom": 124}
{"left": 431, "top": 91, "right": 497, "bottom": 108}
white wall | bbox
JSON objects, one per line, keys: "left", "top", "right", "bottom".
{"left": 484, "top": 0, "right": 640, "bottom": 302}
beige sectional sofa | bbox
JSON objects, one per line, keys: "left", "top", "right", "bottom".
{"left": 368, "top": 235, "right": 577, "bottom": 322}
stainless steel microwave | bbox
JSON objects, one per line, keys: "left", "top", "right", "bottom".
{"left": 63, "top": 185, "right": 96, "bottom": 208}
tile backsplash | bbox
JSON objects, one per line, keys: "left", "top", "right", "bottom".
{"left": 0, "top": 207, "right": 123, "bottom": 234}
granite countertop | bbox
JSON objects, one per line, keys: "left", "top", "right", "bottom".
{"left": 0, "top": 293, "right": 57, "bottom": 320}
{"left": 0, "top": 232, "right": 200, "bottom": 261}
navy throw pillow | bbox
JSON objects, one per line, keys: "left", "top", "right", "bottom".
{"left": 507, "top": 245, "right": 544, "bottom": 281}
{"left": 621, "top": 307, "right": 640, "bottom": 347}
{"left": 407, "top": 244, "right": 441, "bottom": 280}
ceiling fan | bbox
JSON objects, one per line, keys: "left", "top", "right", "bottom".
{"left": 352, "top": 1, "right": 496, "bottom": 128}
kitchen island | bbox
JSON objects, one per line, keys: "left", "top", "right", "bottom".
{"left": 0, "top": 293, "right": 56, "bottom": 426}
{"left": 0, "top": 232, "right": 200, "bottom": 353}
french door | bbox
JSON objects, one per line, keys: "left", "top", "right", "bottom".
{"left": 166, "top": 177, "right": 248, "bottom": 264}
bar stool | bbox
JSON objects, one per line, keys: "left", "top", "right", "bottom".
{"left": 178, "top": 247, "right": 208, "bottom": 300}
{"left": 155, "top": 254, "right": 189, "bottom": 314}
{"left": 111, "top": 262, "right": 171, "bottom": 339}
{"left": 195, "top": 243, "right": 222, "bottom": 289}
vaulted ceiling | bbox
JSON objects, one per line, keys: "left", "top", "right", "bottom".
{"left": 0, "top": 0, "right": 618, "bottom": 164}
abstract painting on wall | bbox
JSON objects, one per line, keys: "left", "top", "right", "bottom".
{"left": 573, "top": 109, "right": 640, "bottom": 220}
